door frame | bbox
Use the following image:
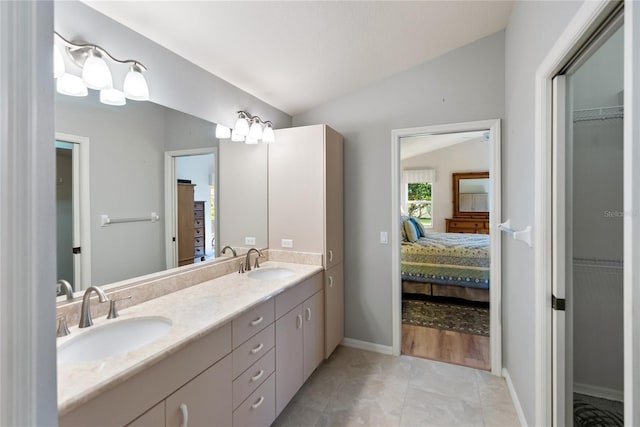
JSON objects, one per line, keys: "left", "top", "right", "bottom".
{"left": 164, "top": 147, "right": 218, "bottom": 269}
{"left": 55, "top": 132, "right": 91, "bottom": 293}
{"left": 390, "top": 118, "right": 502, "bottom": 375}
{"left": 533, "top": 0, "right": 638, "bottom": 425}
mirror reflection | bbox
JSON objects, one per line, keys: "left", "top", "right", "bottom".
{"left": 55, "top": 91, "right": 268, "bottom": 296}
{"left": 452, "top": 172, "right": 490, "bottom": 217}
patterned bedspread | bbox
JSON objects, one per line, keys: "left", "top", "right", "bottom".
{"left": 401, "top": 232, "right": 490, "bottom": 289}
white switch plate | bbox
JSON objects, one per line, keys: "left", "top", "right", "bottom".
{"left": 380, "top": 231, "right": 388, "bottom": 244}
{"left": 245, "top": 236, "right": 256, "bottom": 245}
{"left": 281, "top": 239, "right": 293, "bottom": 248}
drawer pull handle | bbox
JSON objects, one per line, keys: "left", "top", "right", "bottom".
{"left": 251, "top": 396, "right": 265, "bottom": 410}
{"left": 251, "top": 369, "right": 265, "bottom": 382}
{"left": 296, "top": 314, "right": 302, "bottom": 329}
{"left": 329, "top": 250, "right": 333, "bottom": 262}
{"left": 179, "top": 403, "right": 189, "bottom": 427}
{"left": 250, "top": 343, "right": 264, "bottom": 354}
{"left": 305, "top": 307, "right": 312, "bottom": 322}
{"left": 250, "top": 316, "right": 264, "bottom": 326}
{"left": 328, "top": 276, "right": 333, "bottom": 288}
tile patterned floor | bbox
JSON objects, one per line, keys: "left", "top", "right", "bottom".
{"left": 273, "top": 346, "right": 521, "bottom": 427}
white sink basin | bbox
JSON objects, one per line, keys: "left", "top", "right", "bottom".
{"left": 247, "top": 267, "right": 295, "bottom": 280}
{"left": 58, "top": 316, "right": 172, "bottom": 364}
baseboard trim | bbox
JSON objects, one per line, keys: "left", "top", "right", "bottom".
{"left": 502, "top": 368, "right": 529, "bottom": 427}
{"left": 574, "top": 382, "right": 624, "bottom": 402}
{"left": 341, "top": 338, "right": 394, "bottom": 355}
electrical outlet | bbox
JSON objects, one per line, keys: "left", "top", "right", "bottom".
{"left": 281, "top": 239, "right": 293, "bottom": 248}
{"left": 380, "top": 231, "right": 388, "bottom": 244}
{"left": 245, "top": 236, "right": 256, "bottom": 245}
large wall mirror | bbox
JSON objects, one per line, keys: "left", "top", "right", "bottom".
{"left": 55, "top": 91, "right": 268, "bottom": 299}
{"left": 452, "top": 171, "right": 490, "bottom": 218}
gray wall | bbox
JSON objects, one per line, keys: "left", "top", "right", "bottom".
{"left": 503, "top": 1, "right": 583, "bottom": 423}
{"left": 54, "top": 1, "right": 291, "bottom": 137}
{"left": 293, "top": 31, "right": 505, "bottom": 346}
{"left": 401, "top": 140, "right": 490, "bottom": 233}
{"left": 56, "top": 92, "right": 167, "bottom": 286}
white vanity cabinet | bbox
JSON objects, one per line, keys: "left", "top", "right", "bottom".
{"left": 60, "top": 324, "right": 232, "bottom": 427}
{"left": 274, "top": 272, "right": 324, "bottom": 416}
{"left": 270, "top": 124, "right": 344, "bottom": 360}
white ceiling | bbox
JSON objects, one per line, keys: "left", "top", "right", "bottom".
{"left": 400, "top": 131, "right": 487, "bottom": 160}
{"left": 82, "top": 1, "right": 513, "bottom": 116}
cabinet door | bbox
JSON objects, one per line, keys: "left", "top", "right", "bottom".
{"left": 275, "top": 304, "right": 303, "bottom": 416}
{"left": 126, "top": 402, "right": 165, "bottom": 427}
{"left": 166, "top": 354, "right": 232, "bottom": 427}
{"left": 325, "top": 263, "right": 344, "bottom": 358}
{"left": 303, "top": 290, "right": 325, "bottom": 381}
{"left": 325, "top": 126, "right": 343, "bottom": 268}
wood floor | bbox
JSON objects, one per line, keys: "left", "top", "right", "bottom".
{"left": 401, "top": 324, "right": 490, "bottom": 371}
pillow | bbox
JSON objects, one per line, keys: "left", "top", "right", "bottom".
{"left": 403, "top": 220, "right": 419, "bottom": 242}
{"left": 401, "top": 221, "right": 408, "bottom": 242}
{"left": 409, "top": 217, "right": 426, "bottom": 238}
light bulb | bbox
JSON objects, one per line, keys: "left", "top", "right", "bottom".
{"left": 231, "top": 129, "right": 245, "bottom": 142}
{"left": 234, "top": 116, "right": 249, "bottom": 136}
{"left": 82, "top": 49, "right": 113, "bottom": 90}
{"left": 56, "top": 73, "right": 88, "bottom": 97}
{"left": 248, "top": 119, "right": 263, "bottom": 140}
{"left": 215, "top": 124, "right": 231, "bottom": 139}
{"left": 54, "top": 45, "right": 65, "bottom": 78}
{"left": 123, "top": 64, "right": 149, "bottom": 101}
{"left": 262, "top": 124, "right": 275, "bottom": 143}
{"left": 100, "top": 88, "right": 126, "bottom": 106}
{"left": 245, "top": 136, "right": 258, "bottom": 145}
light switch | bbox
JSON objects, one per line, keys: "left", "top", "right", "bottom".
{"left": 380, "top": 231, "right": 388, "bottom": 244}
{"left": 281, "top": 239, "right": 293, "bottom": 248}
{"left": 245, "top": 236, "right": 256, "bottom": 245}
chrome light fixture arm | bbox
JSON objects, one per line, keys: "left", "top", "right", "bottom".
{"left": 54, "top": 31, "right": 147, "bottom": 71}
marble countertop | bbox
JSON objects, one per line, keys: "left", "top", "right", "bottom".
{"left": 57, "top": 261, "right": 323, "bottom": 415}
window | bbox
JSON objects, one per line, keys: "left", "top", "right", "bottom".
{"left": 403, "top": 169, "right": 435, "bottom": 227}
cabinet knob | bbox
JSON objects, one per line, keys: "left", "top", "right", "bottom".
{"left": 251, "top": 396, "right": 265, "bottom": 410}
{"left": 296, "top": 314, "right": 302, "bottom": 329}
{"left": 250, "top": 342, "right": 264, "bottom": 354}
{"left": 179, "top": 403, "right": 189, "bottom": 427}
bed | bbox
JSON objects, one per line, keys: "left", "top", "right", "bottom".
{"left": 401, "top": 232, "right": 490, "bottom": 302}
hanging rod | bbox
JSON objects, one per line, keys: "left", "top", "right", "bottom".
{"left": 101, "top": 212, "right": 159, "bottom": 227}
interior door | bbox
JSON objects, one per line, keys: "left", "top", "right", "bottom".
{"left": 552, "top": 74, "right": 573, "bottom": 427}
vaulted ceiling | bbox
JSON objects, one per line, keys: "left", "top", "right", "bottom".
{"left": 83, "top": 1, "right": 513, "bottom": 115}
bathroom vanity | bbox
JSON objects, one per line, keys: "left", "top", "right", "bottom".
{"left": 58, "top": 260, "right": 325, "bottom": 426}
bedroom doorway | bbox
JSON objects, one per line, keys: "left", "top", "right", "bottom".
{"left": 391, "top": 120, "right": 502, "bottom": 374}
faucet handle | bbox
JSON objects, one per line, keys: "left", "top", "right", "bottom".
{"left": 57, "top": 314, "right": 70, "bottom": 337}
{"left": 107, "top": 296, "right": 132, "bottom": 319}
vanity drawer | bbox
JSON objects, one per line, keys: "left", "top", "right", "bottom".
{"left": 233, "top": 373, "right": 275, "bottom": 427}
{"left": 194, "top": 228, "right": 204, "bottom": 238}
{"left": 232, "top": 299, "right": 274, "bottom": 348}
{"left": 194, "top": 237, "right": 205, "bottom": 247}
{"left": 233, "top": 348, "right": 275, "bottom": 410}
{"left": 194, "top": 210, "right": 205, "bottom": 220}
{"left": 194, "top": 202, "right": 204, "bottom": 211}
{"left": 194, "top": 247, "right": 205, "bottom": 257}
{"left": 232, "top": 324, "right": 274, "bottom": 378}
{"left": 194, "top": 219, "right": 204, "bottom": 228}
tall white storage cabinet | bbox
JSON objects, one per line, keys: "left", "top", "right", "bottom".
{"left": 270, "top": 124, "right": 344, "bottom": 358}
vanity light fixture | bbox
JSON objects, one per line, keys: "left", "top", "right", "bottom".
{"left": 53, "top": 32, "right": 149, "bottom": 105}
{"left": 226, "top": 110, "right": 276, "bottom": 144}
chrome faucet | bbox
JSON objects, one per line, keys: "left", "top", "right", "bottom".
{"left": 221, "top": 245, "right": 237, "bottom": 257}
{"left": 245, "top": 248, "right": 263, "bottom": 272}
{"left": 79, "top": 286, "right": 109, "bottom": 328}
{"left": 57, "top": 279, "right": 74, "bottom": 300}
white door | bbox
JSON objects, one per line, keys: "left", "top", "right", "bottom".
{"left": 551, "top": 75, "right": 573, "bottom": 427}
